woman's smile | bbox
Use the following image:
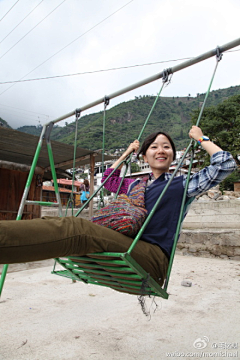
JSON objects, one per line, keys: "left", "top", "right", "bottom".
{"left": 143, "top": 134, "right": 174, "bottom": 178}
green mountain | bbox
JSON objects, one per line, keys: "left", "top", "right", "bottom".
{"left": 3, "top": 85, "right": 240, "bottom": 152}
{"left": 50, "top": 85, "right": 240, "bottom": 151}
{"left": 15, "top": 124, "right": 61, "bottom": 137}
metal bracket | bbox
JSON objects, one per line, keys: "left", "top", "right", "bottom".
{"left": 75, "top": 108, "right": 81, "bottom": 119}
{"left": 44, "top": 122, "right": 54, "bottom": 142}
{"left": 162, "top": 68, "right": 172, "bottom": 84}
{"left": 104, "top": 96, "right": 110, "bottom": 108}
{"left": 216, "top": 46, "right": 223, "bottom": 62}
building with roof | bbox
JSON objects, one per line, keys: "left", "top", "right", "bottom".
{"left": 0, "top": 127, "right": 114, "bottom": 219}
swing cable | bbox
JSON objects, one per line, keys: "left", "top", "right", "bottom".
{"left": 128, "top": 48, "right": 223, "bottom": 255}
{"left": 65, "top": 108, "right": 81, "bottom": 216}
{"left": 98, "top": 96, "right": 110, "bottom": 209}
{"left": 75, "top": 69, "right": 172, "bottom": 214}
{"left": 164, "top": 49, "right": 223, "bottom": 290}
{"left": 74, "top": 46, "right": 222, "bottom": 216}
{"left": 114, "top": 68, "right": 172, "bottom": 197}
{"left": 126, "top": 47, "right": 223, "bottom": 294}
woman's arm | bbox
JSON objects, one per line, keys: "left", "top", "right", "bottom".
{"left": 189, "top": 125, "right": 223, "bottom": 156}
{"left": 186, "top": 126, "right": 237, "bottom": 197}
{"left": 101, "top": 140, "right": 140, "bottom": 194}
{"left": 101, "top": 168, "right": 134, "bottom": 194}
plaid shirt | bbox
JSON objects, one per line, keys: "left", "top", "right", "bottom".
{"left": 102, "top": 151, "right": 237, "bottom": 198}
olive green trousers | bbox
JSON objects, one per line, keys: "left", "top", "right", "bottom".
{"left": 0, "top": 216, "right": 168, "bottom": 286}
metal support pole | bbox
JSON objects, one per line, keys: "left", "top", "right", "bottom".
{"left": 89, "top": 154, "right": 95, "bottom": 218}
{"left": 45, "top": 123, "right": 63, "bottom": 217}
{"left": 16, "top": 125, "right": 47, "bottom": 219}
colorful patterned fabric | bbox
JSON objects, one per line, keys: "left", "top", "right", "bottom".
{"left": 91, "top": 177, "right": 148, "bottom": 237}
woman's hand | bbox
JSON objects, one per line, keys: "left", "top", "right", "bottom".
{"left": 189, "top": 125, "right": 223, "bottom": 156}
{"left": 189, "top": 125, "right": 203, "bottom": 141}
{"left": 110, "top": 140, "right": 140, "bottom": 170}
{"left": 125, "top": 140, "right": 140, "bottom": 156}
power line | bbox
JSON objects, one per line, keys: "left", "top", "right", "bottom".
{"left": 0, "top": 108, "right": 47, "bottom": 122}
{"left": 26, "top": 0, "right": 135, "bottom": 74}
{"left": 0, "top": 0, "right": 44, "bottom": 45}
{"left": 0, "top": 102, "right": 50, "bottom": 117}
{"left": 226, "top": 48, "right": 240, "bottom": 53}
{"left": 0, "top": 48, "right": 239, "bottom": 85}
{"left": 0, "top": 0, "right": 132, "bottom": 121}
{"left": 0, "top": 0, "right": 20, "bottom": 22}
{"left": 0, "top": 57, "right": 193, "bottom": 84}
{"left": 0, "top": 0, "right": 134, "bottom": 96}
{"left": 1, "top": 47, "right": 239, "bottom": 124}
{"left": 0, "top": 0, "right": 66, "bottom": 61}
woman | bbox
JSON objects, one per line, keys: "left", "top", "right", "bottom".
{"left": 101, "top": 125, "right": 237, "bottom": 260}
{"left": 80, "top": 179, "right": 90, "bottom": 207}
{"left": 0, "top": 126, "right": 236, "bottom": 286}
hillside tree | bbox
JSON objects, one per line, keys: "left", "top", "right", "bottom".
{"left": 191, "top": 94, "right": 240, "bottom": 190}
{"left": 192, "top": 94, "right": 240, "bottom": 166}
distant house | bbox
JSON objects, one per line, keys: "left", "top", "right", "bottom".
{"left": 56, "top": 179, "right": 82, "bottom": 190}
{"left": 42, "top": 179, "right": 83, "bottom": 207}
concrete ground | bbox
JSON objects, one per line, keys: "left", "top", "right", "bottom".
{"left": 0, "top": 255, "right": 240, "bottom": 360}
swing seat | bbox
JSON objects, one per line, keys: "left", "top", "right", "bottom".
{"left": 52, "top": 251, "right": 169, "bottom": 299}
{"left": 52, "top": 199, "right": 195, "bottom": 299}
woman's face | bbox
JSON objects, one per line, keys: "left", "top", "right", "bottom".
{"left": 143, "top": 134, "right": 174, "bottom": 177}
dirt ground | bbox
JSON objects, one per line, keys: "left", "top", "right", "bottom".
{"left": 0, "top": 255, "right": 240, "bottom": 360}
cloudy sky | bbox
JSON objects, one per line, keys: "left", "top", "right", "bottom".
{"left": 0, "top": 0, "right": 239, "bottom": 129}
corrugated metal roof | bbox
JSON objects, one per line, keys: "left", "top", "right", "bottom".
{"left": 0, "top": 127, "right": 115, "bottom": 179}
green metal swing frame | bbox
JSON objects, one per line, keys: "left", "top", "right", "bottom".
{"left": 1, "top": 39, "right": 239, "bottom": 297}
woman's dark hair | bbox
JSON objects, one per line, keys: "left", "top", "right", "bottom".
{"left": 137, "top": 131, "right": 176, "bottom": 161}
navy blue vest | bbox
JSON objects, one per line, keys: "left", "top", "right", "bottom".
{"left": 128, "top": 174, "right": 186, "bottom": 258}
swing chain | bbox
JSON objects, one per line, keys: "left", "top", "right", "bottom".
{"left": 216, "top": 46, "right": 223, "bottom": 62}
